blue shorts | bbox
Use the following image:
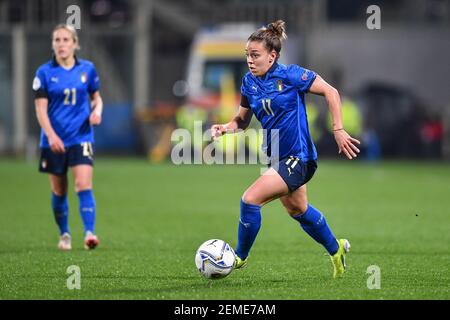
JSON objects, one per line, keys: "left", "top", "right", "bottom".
{"left": 39, "top": 142, "right": 94, "bottom": 176}
{"left": 273, "top": 156, "right": 317, "bottom": 192}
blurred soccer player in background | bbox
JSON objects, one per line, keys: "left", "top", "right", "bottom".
{"left": 33, "top": 24, "right": 103, "bottom": 250}
{"left": 211, "top": 20, "right": 360, "bottom": 278}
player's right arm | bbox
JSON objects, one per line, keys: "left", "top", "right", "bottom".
{"left": 35, "top": 98, "right": 65, "bottom": 153}
{"left": 211, "top": 106, "right": 253, "bottom": 139}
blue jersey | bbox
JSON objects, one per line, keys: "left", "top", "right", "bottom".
{"left": 241, "top": 62, "right": 317, "bottom": 162}
{"left": 33, "top": 57, "right": 100, "bottom": 148}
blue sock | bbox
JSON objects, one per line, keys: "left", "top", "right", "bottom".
{"left": 51, "top": 193, "right": 69, "bottom": 235}
{"left": 292, "top": 204, "right": 339, "bottom": 255}
{"left": 77, "top": 190, "right": 96, "bottom": 234}
{"left": 235, "top": 199, "right": 262, "bottom": 260}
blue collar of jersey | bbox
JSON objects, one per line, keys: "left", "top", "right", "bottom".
{"left": 259, "top": 61, "right": 279, "bottom": 80}
{"left": 52, "top": 55, "right": 80, "bottom": 67}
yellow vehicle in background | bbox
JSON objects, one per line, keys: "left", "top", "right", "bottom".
{"left": 184, "top": 24, "right": 255, "bottom": 121}
{"left": 169, "top": 23, "right": 303, "bottom": 163}
{"left": 177, "top": 23, "right": 261, "bottom": 161}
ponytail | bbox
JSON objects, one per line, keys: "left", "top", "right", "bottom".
{"left": 248, "top": 20, "right": 287, "bottom": 59}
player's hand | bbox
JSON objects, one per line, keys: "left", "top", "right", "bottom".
{"left": 210, "top": 124, "right": 228, "bottom": 140}
{"left": 333, "top": 129, "right": 361, "bottom": 160}
{"left": 48, "top": 134, "right": 65, "bottom": 154}
{"left": 89, "top": 112, "right": 102, "bottom": 126}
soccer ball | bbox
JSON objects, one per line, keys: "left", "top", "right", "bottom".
{"left": 195, "top": 239, "right": 236, "bottom": 279}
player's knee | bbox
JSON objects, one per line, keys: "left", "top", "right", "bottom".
{"left": 52, "top": 188, "right": 67, "bottom": 197}
{"left": 241, "top": 192, "right": 262, "bottom": 206}
{"left": 51, "top": 184, "right": 67, "bottom": 196}
{"left": 74, "top": 180, "right": 92, "bottom": 193}
{"left": 50, "top": 177, "right": 67, "bottom": 195}
{"left": 285, "top": 202, "right": 308, "bottom": 216}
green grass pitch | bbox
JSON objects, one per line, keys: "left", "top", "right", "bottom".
{"left": 0, "top": 158, "right": 449, "bottom": 299}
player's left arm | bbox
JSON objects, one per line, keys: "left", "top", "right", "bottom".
{"left": 89, "top": 91, "right": 103, "bottom": 126}
{"left": 308, "top": 75, "right": 361, "bottom": 159}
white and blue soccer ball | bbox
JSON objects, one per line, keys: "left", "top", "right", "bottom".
{"left": 195, "top": 239, "right": 236, "bottom": 279}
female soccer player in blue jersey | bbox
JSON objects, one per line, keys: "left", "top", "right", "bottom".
{"left": 211, "top": 20, "right": 361, "bottom": 278}
{"left": 33, "top": 24, "right": 103, "bottom": 250}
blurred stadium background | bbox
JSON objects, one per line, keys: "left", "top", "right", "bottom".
{"left": 0, "top": 0, "right": 449, "bottom": 161}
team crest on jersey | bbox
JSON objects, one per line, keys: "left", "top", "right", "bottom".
{"left": 80, "top": 72, "right": 87, "bottom": 83}
{"left": 276, "top": 80, "right": 283, "bottom": 91}
{"left": 32, "top": 77, "right": 41, "bottom": 91}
